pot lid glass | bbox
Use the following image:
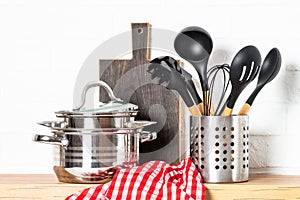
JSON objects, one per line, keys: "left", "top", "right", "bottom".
{"left": 57, "top": 81, "right": 139, "bottom": 115}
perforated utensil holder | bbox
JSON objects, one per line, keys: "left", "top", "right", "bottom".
{"left": 190, "top": 116, "right": 249, "bottom": 183}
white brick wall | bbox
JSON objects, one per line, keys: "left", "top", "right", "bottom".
{"left": 0, "top": 0, "right": 300, "bottom": 174}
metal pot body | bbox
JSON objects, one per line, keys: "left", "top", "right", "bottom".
{"left": 34, "top": 128, "right": 157, "bottom": 183}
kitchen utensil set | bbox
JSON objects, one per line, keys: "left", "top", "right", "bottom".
{"left": 148, "top": 26, "right": 282, "bottom": 116}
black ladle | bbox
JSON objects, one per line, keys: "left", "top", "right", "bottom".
{"left": 238, "top": 48, "right": 281, "bottom": 115}
{"left": 221, "top": 45, "right": 261, "bottom": 116}
{"left": 174, "top": 26, "right": 213, "bottom": 115}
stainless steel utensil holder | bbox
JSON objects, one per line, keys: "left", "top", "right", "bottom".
{"left": 190, "top": 115, "right": 249, "bottom": 183}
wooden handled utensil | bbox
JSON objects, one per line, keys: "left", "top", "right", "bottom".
{"left": 148, "top": 61, "right": 201, "bottom": 116}
{"left": 221, "top": 45, "right": 261, "bottom": 116}
{"left": 151, "top": 56, "right": 205, "bottom": 115}
{"left": 174, "top": 26, "right": 213, "bottom": 115}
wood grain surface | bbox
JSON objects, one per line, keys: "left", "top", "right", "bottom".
{"left": 1, "top": 174, "right": 300, "bottom": 200}
{"left": 99, "top": 23, "right": 184, "bottom": 164}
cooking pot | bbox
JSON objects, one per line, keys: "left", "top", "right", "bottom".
{"left": 34, "top": 81, "right": 157, "bottom": 183}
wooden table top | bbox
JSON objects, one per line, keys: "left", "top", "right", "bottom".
{"left": 0, "top": 174, "right": 299, "bottom": 200}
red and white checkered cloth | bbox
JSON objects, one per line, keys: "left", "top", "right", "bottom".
{"left": 66, "top": 158, "right": 205, "bottom": 200}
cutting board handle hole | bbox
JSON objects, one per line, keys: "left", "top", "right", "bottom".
{"left": 137, "top": 28, "right": 143, "bottom": 34}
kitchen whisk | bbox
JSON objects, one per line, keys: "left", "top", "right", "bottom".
{"left": 207, "top": 64, "right": 231, "bottom": 115}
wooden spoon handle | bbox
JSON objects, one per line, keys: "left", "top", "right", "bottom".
{"left": 238, "top": 103, "right": 251, "bottom": 115}
{"left": 222, "top": 106, "right": 233, "bottom": 116}
{"left": 203, "top": 90, "right": 214, "bottom": 116}
{"left": 198, "top": 103, "right": 204, "bottom": 115}
{"left": 189, "top": 105, "right": 202, "bottom": 116}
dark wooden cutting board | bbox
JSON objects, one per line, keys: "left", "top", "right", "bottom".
{"left": 99, "top": 23, "right": 185, "bottom": 164}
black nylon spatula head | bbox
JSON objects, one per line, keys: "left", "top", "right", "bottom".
{"left": 147, "top": 60, "right": 201, "bottom": 116}
{"left": 151, "top": 56, "right": 203, "bottom": 104}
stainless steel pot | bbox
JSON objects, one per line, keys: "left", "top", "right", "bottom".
{"left": 34, "top": 81, "right": 157, "bottom": 183}
{"left": 34, "top": 126, "right": 156, "bottom": 183}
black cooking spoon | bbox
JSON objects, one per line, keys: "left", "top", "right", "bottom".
{"left": 147, "top": 61, "right": 201, "bottom": 116}
{"left": 221, "top": 45, "right": 261, "bottom": 116}
{"left": 238, "top": 48, "right": 281, "bottom": 115}
{"left": 174, "top": 26, "right": 213, "bottom": 115}
{"left": 151, "top": 56, "right": 204, "bottom": 115}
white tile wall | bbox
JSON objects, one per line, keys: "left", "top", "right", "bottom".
{"left": 0, "top": 0, "right": 300, "bottom": 174}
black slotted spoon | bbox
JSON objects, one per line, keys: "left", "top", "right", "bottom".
{"left": 221, "top": 45, "right": 261, "bottom": 116}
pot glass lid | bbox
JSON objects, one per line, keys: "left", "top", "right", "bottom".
{"left": 58, "top": 81, "right": 139, "bottom": 115}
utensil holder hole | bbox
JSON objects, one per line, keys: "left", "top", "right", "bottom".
{"left": 215, "top": 165, "right": 220, "bottom": 170}
{"left": 223, "top": 142, "right": 227, "bottom": 147}
{"left": 223, "top": 127, "right": 227, "bottom": 131}
{"left": 215, "top": 150, "right": 219, "bottom": 154}
{"left": 230, "top": 150, "right": 235, "bottom": 154}
{"left": 223, "top": 158, "right": 227, "bottom": 162}
{"left": 215, "top": 135, "right": 220, "bottom": 139}
{"left": 223, "top": 134, "right": 227, "bottom": 139}
{"left": 223, "top": 150, "right": 227, "bottom": 154}
{"left": 223, "top": 165, "right": 227, "bottom": 170}
{"left": 230, "top": 126, "right": 235, "bottom": 131}
{"left": 230, "top": 165, "right": 234, "bottom": 169}
{"left": 230, "top": 142, "right": 234, "bottom": 146}
{"left": 230, "top": 134, "right": 235, "bottom": 139}
{"left": 215, "top": 142, "right": 220, "bottom": 147}
{"left": 215, "top": 158, "right": 219, "bottom": 162}
{"left": 201, "top": 127, "right": 204, "bottom": 131}
{"left": 215, "top": 127, "right": 219, "bottom": 131}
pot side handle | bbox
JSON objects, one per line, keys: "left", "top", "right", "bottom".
{"left": 140, "top": 131, "right": 157, "bottom": 143}
{"left": 33, "top": 134, "right": 69, "bottom": 149}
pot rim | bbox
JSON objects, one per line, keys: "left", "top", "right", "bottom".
{"left": 55, "top": 110, "right": 139, "bottom": 118}
{"left": 38, "top": 120, "right": 156, "bottom": 134}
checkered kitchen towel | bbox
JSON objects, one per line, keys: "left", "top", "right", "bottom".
{"left": 66, "top": 158, "right": 205, "bottom": 200}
